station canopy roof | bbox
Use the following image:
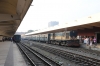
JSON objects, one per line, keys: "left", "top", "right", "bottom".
{"left": 0, "top": 0, "right": 33, "bottom": 37}
{"left": 25, "top": 13, "right": 100, "bottom": 36}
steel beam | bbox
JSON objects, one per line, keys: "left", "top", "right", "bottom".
{"left": 0, "top": 14, "right": 20, "bottom": 21}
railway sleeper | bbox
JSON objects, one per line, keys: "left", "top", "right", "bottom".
{"left": 83, "top": 64, "right": 90, "bottom": 66}
{"left": 97, "top": 62, "right": 100, "bottom": 65}
{"left": 28, "top": 42, "right": 100, "bottom": 66}
{"left": 92, "top": 62, "right": 100, "bottom": 66}
{"left": 68, "top": 57, "right": 79, "bottom": 62}
{"left": 86, "top": 62, "right": 95, "bottom": 66}
{"left": 62, "top": 53, "right": 67, "bottom": 56}
{"left": 92, "top": 63, "right": 98, "bottom": 66}
{"left": 69, "top": 57, "right": 76, "bottom": 61}
{"left": 75, "top": 59, "right": 84, "bottom": 64}
{"left": 23, "top": 44, "right": 62, "bottom": 66}
{"left": 63, "top": 54, "right": 71, "bottom": 58}
{"left": 78, "top": 63, "right": 85, "bottom": 66}
{"left": 83, "top": 62, "right": 94, "bottom": 66}
{"left": 74, "top": 60, "right": 81, "bottom": 64}
{"left": 84, "top": 61, "right": 95, "bottom": 66}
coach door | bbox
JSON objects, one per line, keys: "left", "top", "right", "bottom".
{"left": 96, "top": 33, "right": 100, "bottom": 43}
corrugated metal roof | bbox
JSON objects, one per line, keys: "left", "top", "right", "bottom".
{"left": 25, "top": 13, "right": 100, "bottom": 36}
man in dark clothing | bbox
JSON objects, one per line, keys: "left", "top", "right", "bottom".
{"left": 10, "top": 37, "right": 12, "bottom": 42}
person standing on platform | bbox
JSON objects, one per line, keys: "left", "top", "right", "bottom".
{"left": 12, "top": 37, "right": 15, "bottom": 43}
{"left": 84, "top": 37, "right": 86, "bottom": 44}
{"left": 10, "top": 37, "right": 12, "bottom": 42}
{"left": 86, "top": 37, "right": 89, "bottom": 46}
{"left": 89, "top": 37, "right": 93, "bottom": 49}
{"left": 82, "top": 37, "right": 84, "bottom": 43}
{"left": 2, "top": 37, "right": 4, "bottom": 42}
{"left": 93, "top": 37, "right": 97, "bottom": 47}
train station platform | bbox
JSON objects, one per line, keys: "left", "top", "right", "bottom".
{"left": 0, "top": 41, "right": 27, "bottom": 66}
{"left": 81, "top": 43, "right": 100, "bottom": 51}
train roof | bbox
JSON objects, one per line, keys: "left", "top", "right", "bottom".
{"left": 25, "top": 13, "right": 100, "bottom": 36}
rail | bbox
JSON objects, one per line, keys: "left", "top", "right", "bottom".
{"left": 26, "top": 42, "right": 100, "bottom": 66}
{"left": 17, "top": 43, "right": 61, "bottom": 66}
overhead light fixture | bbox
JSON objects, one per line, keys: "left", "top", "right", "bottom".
{"left": 11, "top": 15, "right": 13, "bottom": 18}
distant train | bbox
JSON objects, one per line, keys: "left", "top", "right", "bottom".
{"left": 25, "top": 31, "right": 80, "bottom": 47}
{"left": 0, "top": 35, "right": 3, "bottom": 41}
{"left": 13, "top": 35, "right": 21, "bottom": 43}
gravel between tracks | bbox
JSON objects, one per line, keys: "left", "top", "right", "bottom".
{"left": 29, "top": 41, "right": 100, "bottom": 60}
{"left": 22, "top": 40, "right": 100, "bottom": 66}
{"left": 22, "top": 41, "right": 79, "bottom": 66}
{"left": 31, "top": 45, "right": 79, "bottom": 66}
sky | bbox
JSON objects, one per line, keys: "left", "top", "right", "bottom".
{"left": 17, "top": 0, "right": 100, "bottom": 32}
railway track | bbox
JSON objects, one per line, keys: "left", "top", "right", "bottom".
{"left": 23, "top": 41, "right": 100, "bottom": 66}
{"left": 28, "top": 41, "right": 100, "bottom": 57}
{"left": 49, "top": 44, "right": 100, "bottom": 57}
{"left": 17, "top": 43, "right": 61, "bottom": 66}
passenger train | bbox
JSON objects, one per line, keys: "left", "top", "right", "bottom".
{"left": 25, "top": 31, "right": 80, "bottom": 47}
{"left": 13, "top": 35, "right": 21, "bottom": 43}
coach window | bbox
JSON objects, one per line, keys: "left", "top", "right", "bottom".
{"left": 50, "top": 33, "right": 53, "bottom": 36}
{"left": 62, "top": 32, "right": 65, "bottom": 36}
{"left": 59, "top": 32, "right": 62, "bottom": 36}
{"left": 55, "top": 33, "right": 57, "bottom": 36}
{"left": 56, "top": 32, "right": 62, "bottom": 36}
{"left": 56, "top": 33, "right": 59, "bottom": 36}
{"left": 66, "top": 33, "right": 69, "bottom": 39}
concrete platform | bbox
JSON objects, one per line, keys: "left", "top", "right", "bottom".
{"left": 81, "top": 43, "right": 100, "bottom": 51}
{"left": 0, "top": 41, "right": 27, "bottom": 66}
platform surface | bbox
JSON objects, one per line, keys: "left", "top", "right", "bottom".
{"left": 0, "top": 41, "right": 27, "bottom": 66}
{"left": 81, "top": 43, "right": 100, "bottom": 51}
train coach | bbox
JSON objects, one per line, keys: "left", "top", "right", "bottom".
{"left": 26, "top": 30, "right": 80, "bottom": 47}
{"left": 13, "top": 35, "right": 21, "bottom": 43}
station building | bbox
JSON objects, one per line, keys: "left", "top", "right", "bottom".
{"left": 67, "top": 13, "right": 100, "bottom": 43}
